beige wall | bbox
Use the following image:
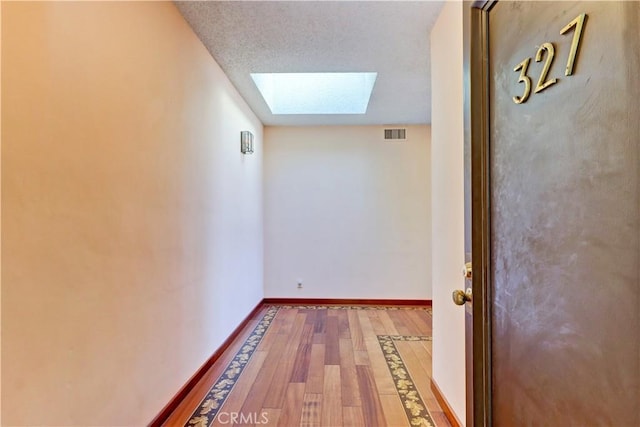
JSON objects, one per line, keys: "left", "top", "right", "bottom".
{"left": 430, "top": 1, "right": 466, "bottom": 424}
{"left": 264, "top": 126, "right": 431, "bottom": 299}
{"left": 1, "top": 2, "right": 263, "bottom": 425}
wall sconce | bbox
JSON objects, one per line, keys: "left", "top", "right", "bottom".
{"left": 240, "top": 131, "right": 254, "bottom": 154}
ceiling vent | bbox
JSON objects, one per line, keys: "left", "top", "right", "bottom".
{"left": 384, "top": 128, "right": 407, "bottom": 141}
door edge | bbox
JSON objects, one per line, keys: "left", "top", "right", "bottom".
{"left": 468, "top": 1, "right": 494, "bottom": 426}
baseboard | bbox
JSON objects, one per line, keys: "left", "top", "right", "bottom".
{"left": 430, "top": 378, "right": 462, "bottom": 427}
{"left": 263, "top": 297, "right": 432, "bottom": 306}
{"left": 148, "top": 299, "right": 265, "bottom": 427}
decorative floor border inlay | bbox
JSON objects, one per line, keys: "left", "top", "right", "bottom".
{"left": 378, "top": 334, "right": 436, "bottom": 427}
{"left": 185, "top": 306, "right": 279, "bottom": 427}
{"left": 273, "top": 304, "right": 431, "bottom": 312}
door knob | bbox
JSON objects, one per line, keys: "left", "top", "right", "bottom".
{"left": 462, "top": 262, "right": 472, "bottom": 279}
{"left": 452, "top": 288, "right": 472, "bottom": 305}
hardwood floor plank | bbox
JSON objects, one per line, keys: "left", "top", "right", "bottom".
{"left": 358, "top": 311, "right": 397, "bottom": 395}
{"left": 353, "top": 350, "right": 370, "bottom": 366}
{"left": 300, "top": 309, "right": 318, "bottom": 324}
{"left": 337, "top": 310, "right": 351, "bottom": 339}
{"left": 339, "top": 338, "right": 361, "bottom": 407}
{"left": 258, "top": 307, "right": 288, "bottom": 351}
{"left": 263, "top": 313, "right": 307, "bottom": 408}
{"left": 312, "top": 332, "right": 326, "bottom": 345}
{"left": 377, "top": 310, "right": 400, "bottom": 335}
{"left": 409, "top": 340, "right": 433, "bottom": 377}
{"left": 342, "top": 406, "right": 365, "bottom": 426}
{"left": 386, "top": 309, "right": 414, "bottom": 336}
{"left": 324, "top": 316, "right": 340, "bottom": 365}
{"left": 355, "top": 365, "right": 386, "bottom": 426}
{"left": 404, "top": 309, "right": 433, "bottom": 336}
{"left": 327, "top": 308, "right": 341, "bottom": 317}
{"left": 237, "top": 329, "right": 290, "bottom": 417}
{"left": 366, "top": 310, "right": 388, "bottom": 335}
{"left": 395, "top": 341, "right": 431, "bottom": 402}
{"left": 347, "top": 310, "right": 366, "bottom": 351}
{"left": 379, "top": 394, "right": 410, "bottom": 427}
{"left": 277, "top": 308, "right": 299, "bottom": 336}
{"left": 209, "top": 351, "right": 268, "bottom": 427}
{"left": 420, "top": 339, "right": 434, "bottom": 365}
{"left": 276, "top": 383, "right": 306, "bottom": 426}
{"left": 321, "top": 365, "right": 343, "bottom": 426}
{"left": 290, "top": 323, "right": 314, "bottom": 382}
{"left": 300, "top": 393, "right": 322, "bottom": 427}
{"left": 260, "top": 408, "right": 281, "bottom": 426}
{"left": 314, "top": 309, "right": 327, "bottom": 334}
{"left": 305, "top": 344, "right": 326, "bottom": 394}
{"left": 257, "top": 322, "right": 280, "bottom": 351}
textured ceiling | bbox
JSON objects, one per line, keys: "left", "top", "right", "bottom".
{"left": 175, "top": 1, "right": 444, "bottom": 126}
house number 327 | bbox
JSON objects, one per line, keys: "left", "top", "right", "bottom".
{"left": 513, "top": 13, "right": 587, "bottom": 104}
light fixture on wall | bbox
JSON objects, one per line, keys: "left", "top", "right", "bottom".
{"left": 240, "top": 131, "right": 254, "bottom": 154}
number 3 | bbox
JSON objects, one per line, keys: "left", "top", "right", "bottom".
{"left": 513, "top": 57, "right": 532, "bottom": 104}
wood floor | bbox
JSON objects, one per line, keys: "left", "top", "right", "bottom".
{"left": 164, "top": 305, "right": 450, "bottom": 427}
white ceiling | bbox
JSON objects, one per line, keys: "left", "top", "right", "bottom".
{"left": 175, "top": 1, "right": 444, "bottom": 126}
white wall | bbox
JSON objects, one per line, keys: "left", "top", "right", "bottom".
{"left": 264, "top": 126, "right": 431, "bottom": 300}
{"left": 431, "top": 1, "right": 467, "bottom": 424}
{"left": 2, "top": 2, "right": 263, "bottom": 425}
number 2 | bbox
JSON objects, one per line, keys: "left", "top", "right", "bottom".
{"left": 534, "top": 42, "right": 557, "bottom": 93}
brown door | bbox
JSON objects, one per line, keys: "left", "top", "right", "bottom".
{"left": 469, "top": 1, "right": 640, "bottom": 425}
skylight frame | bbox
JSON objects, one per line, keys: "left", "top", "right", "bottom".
{"left": 250, "top": 72, "right": 378, "bottom": 115}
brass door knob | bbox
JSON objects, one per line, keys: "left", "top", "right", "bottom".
{"left": 462, "top": 262, "right": 472, "bottom": 279}
{"left": 452, "top": 288, "right": 472, "bottom": 306}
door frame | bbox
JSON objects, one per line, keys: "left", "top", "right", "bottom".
{"left": 466, "top": 1, "right": 495, "bottom": 426}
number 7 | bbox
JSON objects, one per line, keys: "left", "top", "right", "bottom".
{"left": 560, "top": 13, "right": 587, "bottom": 76}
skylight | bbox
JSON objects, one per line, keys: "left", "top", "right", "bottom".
{"left": 250, "top": 72, "right": 377, "bottom": 115}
